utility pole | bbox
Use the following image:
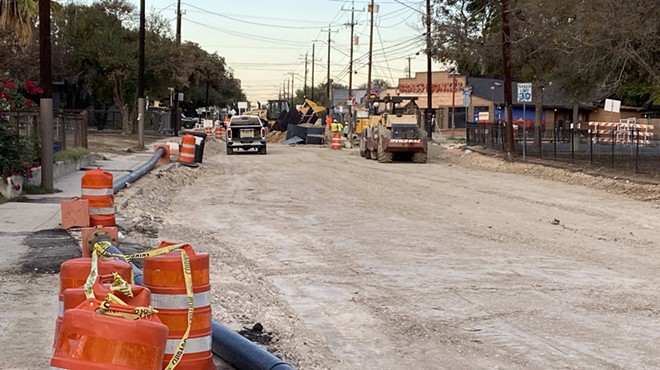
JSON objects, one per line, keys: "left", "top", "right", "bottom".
{"left": 405, "top": 56, "right": 413, "bottom": 78}
{"left": 303, "top": 53, "right": 308, "bottom": 98}
{"left": 39, "top": 0, "right": 53, "bottom": 190}
{"left": 327, "top": 27, "right": 331, "bottom": 106}
{"left": 425, "top": 0, "right": 432, "bottom": 138}
{"left": 137, "top": 0, "right": 145, "bottom": 148}
{"left": 287, "top": 72, "right": 297, "bottom": 107}
{"left": 366, "top": 0, "right": 375, "bottom": 108}
{"left": 501, "top": 0, "right": 514, "bottom": 155}
{"left": 343, "top": 1, "right": 358, "bottom": 102}
{"left": 171, "top": 0, "right": 182, "bottom": 136}
{"left": 311, "top": 43, "right": 316, "bottom": 101}
{"left": 286, "top": 79, "right": 290, "bottom": 103}
{"left": 321, "top": 27, "right": 339, "bottom": 111}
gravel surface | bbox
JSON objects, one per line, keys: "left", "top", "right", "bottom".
{"left": 1, "top": 134, "right": 658, "bottom": 369}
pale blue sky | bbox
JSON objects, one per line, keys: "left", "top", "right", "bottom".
{"left": 72, "top": 0, "right": 443, "bottom": 101}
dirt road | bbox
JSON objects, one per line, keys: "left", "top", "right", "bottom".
{"left": 124, "top": 140, "right": 659, "bottom": 369}
{"left": 2, "top": 137, "right": 658, "bottom": 369}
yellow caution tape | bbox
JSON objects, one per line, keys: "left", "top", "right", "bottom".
{"left": 83, "top": 248, "right": 100, "bottom": 299}
{"left": 94, "top": 242, "right": 188, "bottom": 262}
{"left": 104, "top": 292, "right": 128, "bottom": 306}
{"left": 164, "top": 250, "right": 194, "bottom": 370}
{"left": 109, "top": 272, "right": 133, "bottom": 298}
{"left": 96, "top": 299, "right": 159, "bottom": 320}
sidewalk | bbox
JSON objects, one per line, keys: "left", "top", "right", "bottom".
{"left": 0, "top": 138, "right": 174, "bottom": 233}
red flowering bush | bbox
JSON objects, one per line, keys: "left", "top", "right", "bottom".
{"left": 1, "top": 76, "right": 41, "bottom": 181}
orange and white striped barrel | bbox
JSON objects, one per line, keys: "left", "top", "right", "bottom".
{"left": 178, "top": 134, "right": 196, "bottom": 163}
{"left": 51, "top": 298, "right": 168, "bottom": 370}
{"left": 331, "top": 133, "right": 341, "bottom": 150}
{"left": 62, "top": 273, "right": 151, "bottom": 319}
{"left": 142, "top": 243, "right": 214, "bottom": 370}
{"left": 54, "top": 257, "right": 132, "bottom": 348}
{"left": 81, "top": 168, "right": 115, "bottom": 226}
{"left": 214, "top": 126, "right": 224, "bottom": 140}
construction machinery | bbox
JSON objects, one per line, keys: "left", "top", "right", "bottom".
{"left": 244, "top": 99, "right": 290, "bottom": 127}
{"left": 359, "top": 96, "right": 428, "bottom": 163}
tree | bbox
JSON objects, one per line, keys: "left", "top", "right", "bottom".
{"left": 294, "top": 81, "right": 346, "bottom": 107}
{"left": 431, "top": 0, "right": 501, "bottom": 77}
{"left": 356, "top": 78, "right": 391, "bottom": 91}
{"left": 0, "top": 0, "right": 38, "bottom": 45}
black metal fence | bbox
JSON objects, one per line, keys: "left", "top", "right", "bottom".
{"left": 2, "top": 109, "right": 88, "bottom": 151}
{"left": 466, "top": 121, "right": 660, "bottom": 174}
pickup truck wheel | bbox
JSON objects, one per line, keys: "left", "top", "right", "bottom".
{"left": 259, "top": 146, "right": 267, "bottom": 155}
{"left": 226, "top": 146, "right": 234, "bottom": 155}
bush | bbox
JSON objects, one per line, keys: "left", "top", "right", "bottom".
{"left": 1, "top": 76, "right": 42, "bottom": 180}
{"left": 54, "top": 148, "right": 90, "bottom": 163}
{"left": 0, "top": 120, "right": 38, "bottom": 179}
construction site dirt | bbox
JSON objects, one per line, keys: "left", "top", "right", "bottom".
{"left": 1, "top": 135, "right": 659, "bottom": 369}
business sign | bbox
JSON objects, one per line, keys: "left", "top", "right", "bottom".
{"left": 237, "top": 101, "right": 248, "bottom": 109}
{"left": 517, "top": 83, "right": 532, "bottom": 103}
{"left": 478, "top": 112, "right": 489, "bottom": 122}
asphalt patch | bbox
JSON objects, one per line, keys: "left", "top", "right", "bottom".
{"left": 21, "top": 228, "right": 80, "bottom": 274}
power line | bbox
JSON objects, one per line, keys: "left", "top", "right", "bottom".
{"left": 182, "top": 2, "right": 332, "bottom": 29}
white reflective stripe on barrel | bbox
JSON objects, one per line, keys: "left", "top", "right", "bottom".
{"left": 181, "top": 143, "right": 195, "bottom": 149}
{"left": 150, "top": 290, "right": 211, "bottom": 310}
{"left": 50, "top": 367, "right": 67, "bottom": 369}
{"left": 180, "top": 152, "right": 194, "bottom": 158}
{"left": 88, "top": 207, "right": 115, "bottom": 215}
{"left": 80, "top": 188, "right": 113, "bottom": 196}
{"left": 164, "top": 335, "right": 212, "bottom": 354}
{"left": 57, "top": 299, "right": 64, "bottom": 317}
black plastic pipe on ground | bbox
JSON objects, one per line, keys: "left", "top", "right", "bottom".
{"left": 103, "top": 191, "right": 295, "bottom": 369}
{"left": 113, "top": 146, "right": 167, "bottom": 194}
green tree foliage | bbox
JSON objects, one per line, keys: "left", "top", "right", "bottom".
{"left": 431, "top": 0, "right": 659, "bottom": 108}
{"left": 356, "top": 78, "right": 391, "bottom": 91}
{"left": 48, "top": 0, "right": 244, "bottom": 131}
{"left": 293, "top": 81, "right": 347, "bottom": 107}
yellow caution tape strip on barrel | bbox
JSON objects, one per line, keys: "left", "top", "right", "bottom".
{"left": 94, "top": 242, "right": 187, "bottom": 261}
{"left": 164, "top": 250, "right": 194, "bottom": 370}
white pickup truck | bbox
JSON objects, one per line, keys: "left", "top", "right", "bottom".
{"left": 226, "top": 115, "right": 267, "bottom": 155}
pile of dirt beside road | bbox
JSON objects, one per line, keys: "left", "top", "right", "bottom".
{"left": 428, "top": 139, "right": 660, "bottom": 206}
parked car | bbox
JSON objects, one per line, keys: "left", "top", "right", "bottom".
{"left": 181, "top": 113, "right": 197, "bottom": 129}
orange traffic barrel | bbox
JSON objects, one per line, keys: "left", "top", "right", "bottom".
{"left": 331, "top": 133, "right": 341, "bottom": 150}
{"left": 51, "top": 298, "right": 168, "bottom": 370}
{"left": 81, "top": 168, "right": 115, "bottom": 226}
{"left": 143, "top": 242, "right": 214, "bottom": 370}
{"left": 62, "top": 273, "right": 151, "bottom": 317}
{"left": 55, "top": 257, "right": 133, "bottom": 348}
{"left": 178, "top": 134, "right": 196, "bottom": 163}
{"left": 214, "top": 126, "right": 224, "bottom": 140}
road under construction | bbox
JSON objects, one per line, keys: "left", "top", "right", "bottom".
{"left": 0, "top": 133, "right": 659, "bottom": 369}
